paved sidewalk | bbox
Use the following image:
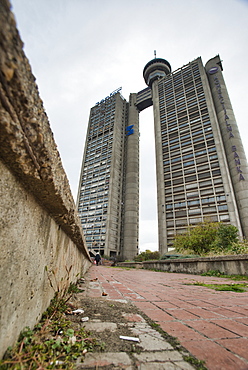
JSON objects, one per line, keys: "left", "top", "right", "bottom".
{"left": 83, "top": 266, "right": 248, "bottom": 370}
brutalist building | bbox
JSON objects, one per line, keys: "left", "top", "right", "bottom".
{"left": 77, "top": 55, "right": 248, "bottom": 260}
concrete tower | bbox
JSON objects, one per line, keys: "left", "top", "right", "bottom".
{"left": 77, "top": 89, "right": 140, "bottom": 260}
{"left": 143, "top": 55, "right": 248, "bottom": 255}
{"left": 143, "top": 58, "right": 172, "bottom": 254}
{"left": 121, "top": 93, "right": 140, "bottom": 260}
{"left": 78, "top": 55, "right": 248, "bottom": 259}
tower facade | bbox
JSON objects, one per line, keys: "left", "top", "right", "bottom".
{"left": 77, "top": 89, "right": 139, "bottom": 260}
{"left": 143, "top": 55, "right": 248, "bottom": 254}
{"left": 77, "top": 56, "right": 248, "bottom": 259}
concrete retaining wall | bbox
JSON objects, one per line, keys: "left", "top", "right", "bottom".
{"left": 143, "top": 255, "right": 248, "bottom": 276}
{"left": 118, "top": 255, "right": 248, "bottom": 276}
{"left": 117, "top": 254, "right": 248, "bottom": 276}
{"left": 0, "top": 0, "right": 91, "bottom": 357}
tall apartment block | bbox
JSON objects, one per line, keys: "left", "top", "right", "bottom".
{"left": 77, "top": 55, "right": 248, "bottom": 259}
{"left": 77, "top": 89, "right": 139, "bottom": 260}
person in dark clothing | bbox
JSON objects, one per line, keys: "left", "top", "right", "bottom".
{"left": 95, "top": 253, "right": 101, "bottom": 266}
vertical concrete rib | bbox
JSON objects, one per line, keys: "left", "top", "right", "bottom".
{"left": 122, "top": 93, "right": 139, "bottom": 260}
{"left": 206, "top": 56, "right": 248, "bottom": 238}
{"left": 143, "top": 58, "right": 172, "bottom": 254}
{"left": 151, "top": 80, "right": 167, "bottom": 255}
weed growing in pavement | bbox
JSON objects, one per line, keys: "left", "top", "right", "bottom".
{"left": 0, "top": 292, "right": 101, "bottom": 369}
{"left": 183, "top": 355, "right": 207, "bottom": 370}
{"left": 0, "top": 277, "right": 102, "bottom": 369}
{"left": 187, "top": 281, "right": 248, "bottom": 292}
{"left": 67, "top": 282, "right": 82, "bottom": 294}
{"left": 201, "top": 270, "right": 248, "bottom": 280}
{"left": 190, "top": 281, "right": 248, "bottom": 293}
{"left": 214, "top": 284, "right": 247, "bottom": 292}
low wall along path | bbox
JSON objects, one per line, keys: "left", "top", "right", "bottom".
{"left": 0, "top": 0, "right": 91, "bottom": 357}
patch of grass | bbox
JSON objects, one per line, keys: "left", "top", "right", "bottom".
{"left": 215, "top": 285, "right": 246, "bottom": 292}
{"left": 188, "top": 281, "right": 248, "bottom": 293}
{"left": 67, "top": 282, "right": 82, "bottom": 294}
{"left": 201, "top": 270, "right": 248, "bottom": 281}
{"left": 183, "top": 355, "right": 207, "bottom": 370}
{"left": 115, "top": 266, "right": 132, "bottom": 270}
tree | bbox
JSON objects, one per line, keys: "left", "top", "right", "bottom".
{"left": 213, "top": 223, "right": 239, "bottom": 251}
{"left": 173, "top": 222, "right": 239, "bottom": 255}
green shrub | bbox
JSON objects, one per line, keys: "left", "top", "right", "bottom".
{"left": 173, "top": 222, "right": 219, "bottom": 255}
{"left": 134, "top": 250, "right": 160, "bottom": 262}
{"left": 173, "top": 222, "right": 240, "bottom": 256}
{"left": 228, "top": 241, "right": 248, "bottom": 255}
{"left": 212, "top": 223, "right": 239, "bottom": 251}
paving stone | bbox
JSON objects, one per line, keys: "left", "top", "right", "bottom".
{"left": 123, "top": 313, "right": 146, "bottom": 322}
{"left": 210, "top": 318, "right": 248, "bottom": 337}
{"left": 134, "top": 301, "right": 158, "bottom": 310}
{"left": 186, "top": 307, "right": 223, "bottom": 319}
{"left": 158, "top": 321, "right": 205, "bottom": 341}
{"left": 142, "top": 309, "right": 173, "bottom": 322}
{"left": 133, "top": 350, "right": 184, "bottom": 363}
{"left": 77, "top": 352, "right": 132, "bottom": 369}
{"left": 138, "top": 333, "right": 173, "bottom": 350}
{"left": 155, "top": 301, "right": 179, "bottom": 309}
{"left": 82, "top": 321, "right": 117, "bottom": 332}
{"left": 137, "top": 363, "right": 181, "bottom": 370}
{"left": 137, "top": 362, "right": 195, "bottom": 370}
{"left": 187, "top": 320, "right": 239, "bottom": 339}
{"left": 216, "top": 337, "right": 248, "bottom": 360}
{"left": 235, "top": 317, "right": 248, "bottom": 325}
{"left": 210, "top": 306, "right": 247, "bottom": 318}
{"left": 168, "top": 309, "right": 199, "bottom": 320}
{"left": 175, "top": 361, "right": 197, "bottom": 370}
{"left": 129, "top": 322, "right": 161, "bottom": 336}
{"left": 180, "top": 338, "right": 248, "bottom": 370}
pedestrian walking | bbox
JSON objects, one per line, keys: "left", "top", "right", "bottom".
{"left": 95, "top": 253, "right": 101, "bottom": 266}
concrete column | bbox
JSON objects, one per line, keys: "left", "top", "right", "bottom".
{"left": 122, "top": 94, "right": 139, "bottom": 260}
{"left": 152, "top": 81, "right": 168, "bottom": 254}
{"left": 206, "top": 56, "right": 248, "bottom": 238}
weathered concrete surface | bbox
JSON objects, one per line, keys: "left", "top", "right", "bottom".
{"left": 0, "top": 0, "right": 91, "bottom": 357}
{"left": 118, "top": 255, "right": 248, "bottom": 276}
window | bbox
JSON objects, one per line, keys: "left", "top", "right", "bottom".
{"left": 198, "top": 172, "right": 210, "bottom": 179}
{"left": 217, "top": 195, "right": 226, "bottom": 202}
{"left": 185, "top": 175, "right": 197, "bottom": 182}
{"left": 202, "top": 197, "right": 215, "bottom": 204}
{"left": 187, "top": 192, "right": 199, "bottom": 198}
{"left": 184, "top": 160, "right": 195, "bottom": 167}
{"left": 189, "top": 217, "right": 202, "bottom": 224}
{"left": 175, "top": 210, "right": 187, "bottom": 217}
{"left": 218, "top": 205, "right": 228, "bottom": 211}
{"left": 185, "top": 183, "right": 198, "bottom": 189}
{"left": 175, "top": 202, "right": 186, "bottom": 208}
{"left": 173, "top": 178, "right": 184, "bottom": 185}
{"left": 188, "top": 208, "right": 201, "bottom": 215}
{"left": 188, "top": 199, "right": 200, "bottom": 206}
{"left": 203, "top": 207, "right": 216, "bottom": 213}
{"left": 220, "top": 215, "right": 229, "bottom": 221}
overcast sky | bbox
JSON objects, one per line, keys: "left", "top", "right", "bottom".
{"left": 11, "top": 0, "right": 248, "bottom": 252}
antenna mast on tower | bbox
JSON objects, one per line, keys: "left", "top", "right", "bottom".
{"left": 154, "top": 50, "right": 157, "bottom": 58}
